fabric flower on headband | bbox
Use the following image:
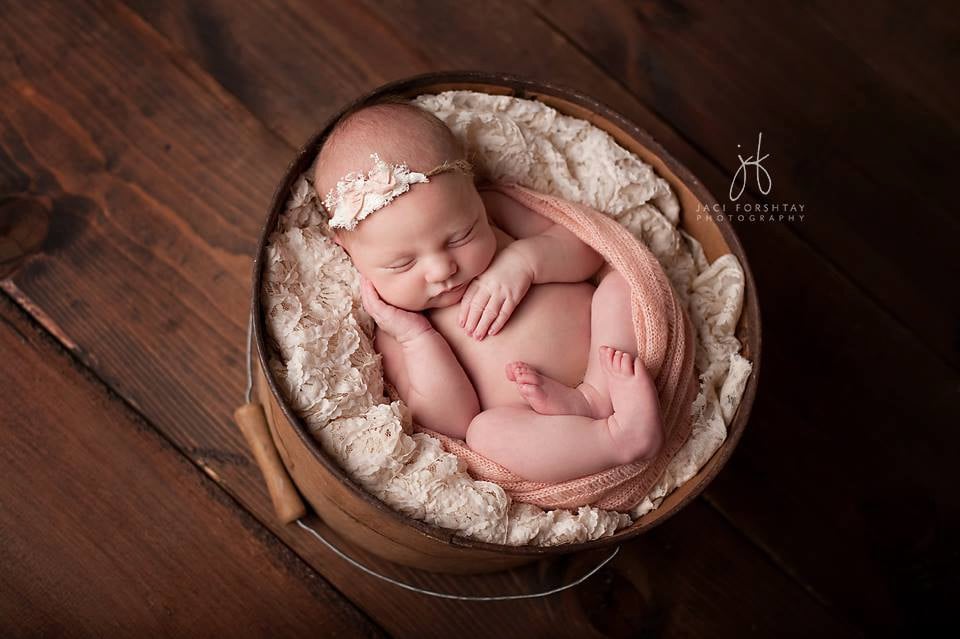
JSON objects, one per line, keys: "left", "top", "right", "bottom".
{"left": 322, "top": 152, "right": 474, "bottom": 231}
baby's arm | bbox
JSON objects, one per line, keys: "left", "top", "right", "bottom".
{"left": 459, "top": 200, "right": 608, "bottom": 339}
{"left": 482, "top": 190, "right": 605, "bottom": 284}
{"left": 482, "top": 191, "right": 603, "bottom": 284}
{"left": 377, "top": 327, "right": 479, "bottom": 439}
{"left": 507, "top": 224, "right": 605, "bottom": 285}
{"left": 359, "top": 276, "right": 477, "bottom": 438}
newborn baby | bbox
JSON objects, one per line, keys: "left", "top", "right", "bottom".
{"left": 315, "top": 100, "right": 663, "bottom": 483}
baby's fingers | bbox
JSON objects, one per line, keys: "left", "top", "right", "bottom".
{"left": 461, "top": 288, "right": 490, "bottom": 335}
{"left": 359, "top": 277, "right": 377, "bottom": 305}
{"left": 473, "top": 298, "right": 506, "bottom": 340}
{"left": 485, "top": 298, "right": 516, "bottom": 337}
{"left": 457, "top": 286, "right": 473, "bottom": 328}
{"left": 360, "top": 277, "right": 389, "bottom": 318}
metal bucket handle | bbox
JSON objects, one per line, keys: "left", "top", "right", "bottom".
{"left": 234, "top": 309, "right": 619, "bottom": 600}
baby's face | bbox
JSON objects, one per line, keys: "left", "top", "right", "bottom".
{"left": 335, "top": 173, "right": 497, "bottom": 311}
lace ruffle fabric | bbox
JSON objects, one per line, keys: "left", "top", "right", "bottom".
{"left": 261, "top": 91, "right": 752, "bottom": 546}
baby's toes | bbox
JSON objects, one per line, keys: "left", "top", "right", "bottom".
{"left": 601, "top": 346, "right": 637, "bottom": 377}
{"left": 599, "top": 345, "right": 617, "bottom": 374}
{"left": 618, "top": 350, "right": 635, "bottom": 375}
{"left": 598, "top": 346, "right": 609, "bottom": 370}
{"left": 515, "top": 368, "right": 542, "bottom": 386}
{"left": 504, "top": 361, "right": 524, "bottom": 381}
{"left": 610, "top": 350, "right": 627, "bottom": 376}
{"left": 518, "top": 382, "right": 547, "bottom": 402}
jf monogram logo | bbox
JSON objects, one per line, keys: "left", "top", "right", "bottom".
{"left": 730, "top": 132, "right": 772, "bottom": 202}
{"left": 695, "top": 132, "right": 805, "bottom": 223}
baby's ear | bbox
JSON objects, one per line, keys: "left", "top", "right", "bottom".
{"left": 332, "top": 232, "right": 356, "bottom": 259}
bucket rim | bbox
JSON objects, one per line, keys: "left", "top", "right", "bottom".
{"left": 250, "top": 70, "right": 762, "bottom": 556}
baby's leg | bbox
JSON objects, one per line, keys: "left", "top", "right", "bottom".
{"left": 506, "top": 270, "right": 638, "bottom": 419}
{"left": 467, "top": 348, "right": 661, "bottom": 482}
{"left": 505, "top": 361, "right": 595, "bottom": 417}
{"left": 577, "top": 269, "right": 639, "bottom": 417}
{"left": 488, "top": 270, "right": 663, "bottom": 480}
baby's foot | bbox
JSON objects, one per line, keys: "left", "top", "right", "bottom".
{"left": 599, "top": 346, "right": 663, "bottom": 464}
{"left": 505, "top": 361, "right": 595, "bottom": 417}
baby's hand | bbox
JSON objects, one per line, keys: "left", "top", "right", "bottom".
{"left": 458, "top": 247, "right": 535, "bottom": 340}
{"left": 359, "top": 275, "right": 433, "bottom": 345}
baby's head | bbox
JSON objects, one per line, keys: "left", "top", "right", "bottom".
{"left": 315, "top": 98, "right": 497, "bottom": 312}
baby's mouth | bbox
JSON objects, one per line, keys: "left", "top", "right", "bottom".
{"left": 436, "top": 281, "right": 467, "bottom": 297}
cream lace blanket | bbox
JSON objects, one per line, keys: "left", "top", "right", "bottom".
{"left": 262, "top": 91, "right": 752, "bottom": 546}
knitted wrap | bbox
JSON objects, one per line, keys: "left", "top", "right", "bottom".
{"left": 415, "top": 181, "right": 698, "bottom": 512}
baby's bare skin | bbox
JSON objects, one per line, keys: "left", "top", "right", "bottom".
{"left": 426, "top": 224, "right": 595, "bottom": 411}
{"left": 316, "top": 101, "right": 661, "bottom": 483}
{"left": 355, "top": 182, "right": 664, "bottom": 483}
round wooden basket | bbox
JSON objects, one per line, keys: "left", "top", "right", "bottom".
{"left": 246, "top": 71, "right": 761, "bottom": 574}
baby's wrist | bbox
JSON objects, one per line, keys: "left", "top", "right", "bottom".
{"left": 398, "top": 326, "right": 440, "bottom": 349}
{"left": 503, "top": 242, "right": 539, "bottom": 283}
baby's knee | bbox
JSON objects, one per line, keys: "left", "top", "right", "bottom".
{"left": 466, "top": 407, "right": 523, "bottom": 455}
{"left": 594, "top": 270, "right": 630, "bottom": 302}
{"left": 592, "top": 270, "right": 631, "bottom": 316}
{"left": 465, "top": 410, "right": 499, "bottom": 453}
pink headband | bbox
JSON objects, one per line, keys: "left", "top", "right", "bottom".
{"left": 321, "top": 153, "right": 473, "bottom": 231}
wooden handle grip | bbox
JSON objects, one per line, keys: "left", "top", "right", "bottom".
{"left": 233, "top": 403, "right": 306, "bottom": 524}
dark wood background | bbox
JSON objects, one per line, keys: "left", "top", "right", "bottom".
{"left": 1, "top": 1, "right": 955, "bottom": 637}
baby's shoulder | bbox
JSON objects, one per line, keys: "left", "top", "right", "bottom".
{"left": 490, "top": 222, "right": 516, "bottom": 251}
{"left": 479, "top": 189, "right": 554, "bottom": 240}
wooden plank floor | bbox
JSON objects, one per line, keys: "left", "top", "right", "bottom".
{"left": 1, "top": 1, "right": 953, "bottom": 636}
{"left": 0, "top": 296, "right": 382, "bottom": 637}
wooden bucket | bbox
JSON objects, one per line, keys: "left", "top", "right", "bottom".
{"left": 245, "top": 72, "right": 761, "bottom": 574}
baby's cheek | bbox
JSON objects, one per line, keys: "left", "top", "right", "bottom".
{"left": 391, "top": 276, "right": 431, "bottom": 311}
{"left": 473, "top": 230, "right": 499, "bottom": 271}
{"left": 462, "top": 249, "right": 487, "bottom": 277}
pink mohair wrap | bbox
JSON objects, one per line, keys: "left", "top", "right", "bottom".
{"left": 415, "top": 181, "right": 699, "bottom": 513}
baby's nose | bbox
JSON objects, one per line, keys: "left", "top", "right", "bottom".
{"left": 425, "top": 254, "right": 457, "bottom": 282}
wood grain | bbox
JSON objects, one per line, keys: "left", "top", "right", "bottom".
{"left": 2, "top": 0, "right": 948, "bottom": 635}
{"left": 120, "top": 0, "right": 958, "bottom": 633}
{"left": 528, "top": 0, "right": 959, "bottom": 370}
{"left": 0, "top": 2, "right": 854, "bottom": 634}
{"left": 0, "top": 2, "right": 853, "bottom": 637}
{"left": 519, "top": 2, "right": 960, "bottom": 631}
{"left": 0, "top": 294, "right": 381, "bottom": 637}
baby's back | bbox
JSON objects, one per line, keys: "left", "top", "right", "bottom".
{"left": 427, "top": 227, "right": 595, "bottom": 410}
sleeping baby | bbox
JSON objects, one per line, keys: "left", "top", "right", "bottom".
{"left": 315, "top": 100, "right": 663, "bottom": 484}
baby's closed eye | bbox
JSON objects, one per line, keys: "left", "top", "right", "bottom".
{"left": 449, "top": 230, "right": 474, "bottom": 246}
{"left": 383, "top": 232, "right": 476, "bottom": 272}
{"left": 385, "top": 259, "right": 414, "bottom": 271}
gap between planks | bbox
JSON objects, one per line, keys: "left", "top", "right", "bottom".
{"left": 524, "top": 0, "right": 958, "bottom": 375}
{"left": 0, "top": 287, "right": 387, "bottom": 634}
